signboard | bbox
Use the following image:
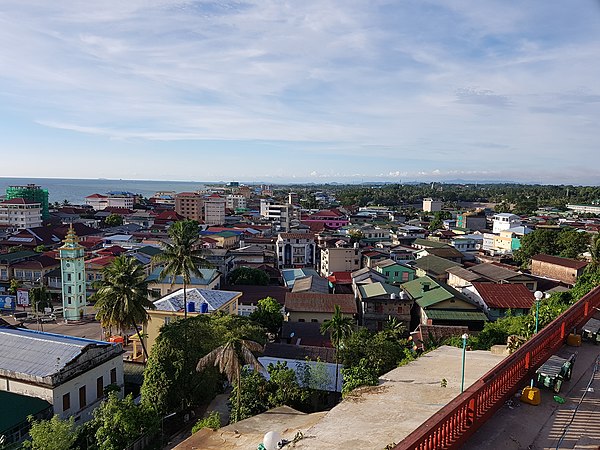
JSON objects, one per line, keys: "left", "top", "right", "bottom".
{"left": 16, "top": 289, "right": 29, "bottom": 307}
{"left": 0, "top": 295, "right": 16, "bottom": 311}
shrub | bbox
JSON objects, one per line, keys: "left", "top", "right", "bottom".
{"left": 192, "top": 411, "right": 221, "bottom": 434}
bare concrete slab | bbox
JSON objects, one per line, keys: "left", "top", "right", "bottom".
{"left": 290, "top": 345, "right": 505, "bottom": 449}
{"left": 463, "top": 342, "right": 600, "bottom": 450}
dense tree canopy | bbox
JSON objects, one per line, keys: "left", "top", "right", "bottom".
{"left": 514, "top": 227, "right": 590, "bottom": 266}
{"left": 227, "top": 267, "right": 269, "bottom": 285}
{"left": 249, "top": 297, "right": 283, "bottom": 333}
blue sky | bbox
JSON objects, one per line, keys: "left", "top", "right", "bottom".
{"left": 1, "top": 1, "right": 599, "bottom": 184}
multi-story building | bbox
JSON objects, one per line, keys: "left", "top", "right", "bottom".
{"left": 84, "top": 194, "right": 134, "bottom": 211}
{"left": 226, "top": 194, "right": 247, "bottom": 210}
{"left": 175, "top": 192, "right": 203, "bottom": 222}
{"left": 5, "top": 184, "right": 49, "bottom": 220}
{"left": 492, "top": 213, "right": 522, "bottom": 234}
{"left": 456, "top": 212, "right": 487, "bottom": 231}
{"left": 260, "top": 199, "right": 298, "bottom": 232}
{"left": 203, "top": 194, "right": 226, "bottom": 226}
{"left": 276, "top": 232, "right": 316, "bottom": 268}
{"left": 423, "top": 198, "right": 443, "bottom": 212}
{"left": 319, "top": 246, "right": 361, "bottom": 277}
{"left": 59, "top": 226, "right": 87, "bottom": 321}
{"left": 0, "top": 198, "right": 43, "bottom": 229}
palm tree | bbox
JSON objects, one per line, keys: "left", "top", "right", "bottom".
{"left": 152, "top": 220, "right": 211, "bottom": 319}
{"left": 320, "top": 304, "right": 354, "bottom": 392}
{"left": 588, "top": 233, "right": 600, "bottom": 272}
{"left": 196, "top": 338, "right": 264, "bottom": 422}
{"left": 94, "top": 255, "right": 156, "bottom": 360}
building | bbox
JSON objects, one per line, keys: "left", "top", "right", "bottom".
{"left": 566, "top": 204, "right": 600, "bottom": 215}
{"left": 0, "top": 198, "right": 43, "bottom": 230}
{"left": 455, "top": 212, "right": 487, "bottom": 231}
{"left": 175, "top": 192, "right": 203, "bottom": 222}
{"left": 144, "top": 288, "right": 241, "bottom": 350}
{"left": 226, "top": 194, "right": 247, "bottom": 210}
{"left": 423, "top": 198, "right": 443, "bottom": 212}
{"left": 401, "top": 276, "right": 487, "bottom": 331}
{"left": 84, "top": 193, "right": 134, "bottom": 211}
{"left": 356, "top": 281, "right": 413, "bottom": 331}
{"left": 203, "top": 194, "right": 226, "bottom": 226}
{"left": 492, "top": 213, "right": 522, "bottom": 234}
{"left": 0, "top": 390, "right": 52, "bottom": 446}
{"left": 5, "top": 184, "right": 49, "bottom": 220}
{"left": 276, "top": 232, "right": 316, "bottom": 269}
{"left": 412, "top": 255, "right": 462, "bottom": 282}
{"left": 463, "top": 282, "right": 534, "bottom": 321}
{"left": 301, "top": 209, "right": 349, "bottom": 230}
{"left": 0, "top": 328, "right": 124, "bottom": 423}
{"left": 260, "top": 199, "right": 298, "bottom": 232}
{"left": 530, "top": 254, "right": 588, "bottom": 286}
{"left": 284, "top": 292, "right": 357, "bottom": 323}
{"left": 319, "top": 246, "right": 361, "bottom": 277}
{"left": 59, "top": 226, "right": 87, "bottom": 321}
{"left": 373, "top": 259, "right": 416, "bottom": 285}
{"left": 147, "top": 267, "right": 221, "bottom": 297}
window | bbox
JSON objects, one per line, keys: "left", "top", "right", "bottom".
{"left": 67, "top": 273, "right": 72, "bottom": 282}
{"left": 67, "top": 286, "right": 72, "bottom": 294}
{"left": 110, "top": 368, "right": 117, "bottom": 384}
{"left": 97, "top": 376, "right": 104, "bottom": 399}
{"left": 298, "top": 318, "right": 305, "bottom": 322}
{"left": 62, "top": 393, "right": 70, "bottom": 412}
{"left": 402, "top": 272, "right": 410, "bottom": 281}
{"left": 79, "top": 386, "right": 86, "bottom": 408}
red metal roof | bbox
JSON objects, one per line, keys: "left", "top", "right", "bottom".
{"left": 327, "top": 271, "right": 353, "bottom": 284}
{"left": 472, "top": 282, "right": 534, "bottom": 309}
{"left": 531, "top": 254, "right": 588, "bottom": 270}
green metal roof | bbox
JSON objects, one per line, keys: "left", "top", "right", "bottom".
{"left": 402, "top": 276, "right": 472, "bottom": 308}
{"left": 413, "top": 238, "right": 449, "bottom": 249}
{"left": 358, "top": 282, "right": 401, "bottom": 299}
{"left": 0, "top": 250, "right": 38, "bottom": 264}
{"left": 412, "top": 255, "right": 461, "bottom": 275}
{"left": 424, "top": 310, "right": 488, "bottom": 322}
{"left": 136, "top": 245, "right": 162, "bottom": 257}
{"left": 0, "top": 390, "right": 52, "bottom": 432}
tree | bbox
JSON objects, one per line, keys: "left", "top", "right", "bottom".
{"left": 320, "top": 305, "right": 354, "bottom": 392}
{"left": 229, "top": 368, "right": 270, "bottom": 421}
{"left": 588, "top": 234, "right": 600, "bottom": 271}
{"left": 23, "top": 415, "right": 78, "bottom": 450}
{"left": 196, "top": 337, "right": 265, "bottom": 422}
{"left": 94, "top": 255, "right": 156, "bottom": 360}
{"left": 249, "top": 297, "right": 283, "bottom": 333}
{"left": 91, "top": 392, "right": 158, "bottom": 450}
{"left": 227, "top": 267, "right": 269, "bottom": 285}
{"left": 192, "top": 411, "right": 221, "bottom": 434}
{"left": 556, "top": 228, "right": 590, "bottom": 259}
{"left": 34, "top": 245, "right": 47, "bottom": 253}
{"left": 152, "top": 220, "right": 211, "bottom": 320}
{"left": 8, "top": 278, "right": 21, "bottom": 295}
{"left": 348, "top": 229, "right": 363, "bottom": 244}
{"left": 30, "top": 286, "right": 51, "bottom": 314}
{"left": 340, "top": 358, "right": 379, "bottom": 396}
{"left": 266, "top": 362, "right": 309, "bottom": 409}
{"left": 104, "top": 213, "right": 123, "bottom": 227}
{"left": 141, "top": 313, "right": 265, "bottom": 413}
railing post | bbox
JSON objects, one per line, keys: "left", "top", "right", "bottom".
{"left": 467, "top": 397, "right": 476, "bottom": 426}
{"left": 525, "top": 351, "right": 530, "bottom": 370}
{"left": 584, "top": 301, "right": 589, "bottom": 317}
{"left": 560, "top": 322, "right": 566, "bottom": 339}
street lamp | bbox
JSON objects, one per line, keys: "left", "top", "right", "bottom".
{"left": 534, "top": 291, "right": 544, "bottom": 334}
{"left": 460, "top": 333, "right": 469, "bottom": 394}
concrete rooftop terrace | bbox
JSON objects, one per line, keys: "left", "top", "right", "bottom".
{"left": 177, "top": 346, "right": 504, "bottom": 449}
{"left": 463, "top": 341, "right": 600, "bottom": 450}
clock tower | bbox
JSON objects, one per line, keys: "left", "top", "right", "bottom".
{"left": 59, "top": 225, "right": 87, "bottom": 321}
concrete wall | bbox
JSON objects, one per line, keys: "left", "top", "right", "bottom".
{"left": 531, "top": 260, "right": 582, "bottom": 286}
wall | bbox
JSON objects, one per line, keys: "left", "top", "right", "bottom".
{"left": 531, "top": 260, "right": 581, "bottom": 286}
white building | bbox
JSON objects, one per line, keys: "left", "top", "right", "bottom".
{"left": 85, "top": 194, "right": 134, "bottom": 211}
{"left": 492, "top": 213, "right": 522, "bottom": 234}
{"left": 567, "top": 204, "right": 600, "bottom": 215}
{"left": 260, "top": 199, "right": 298, "bottom": 232}
{"left": 423, "top": 198, "right": 443, "bottom": 212}
{"left": 0, "top": 328, "right": 124, "bottom": 423}
{"left": 0, "top": 198, "right": 43, "bottom": 229}
{"left": 320, "top": 246, "right": 361, "bottom": 277}
{"left": 276, "top": 232, "right": 316, "bottom": 268}
{"left": 226, "top": 194, "right": 247, "bottom": 210}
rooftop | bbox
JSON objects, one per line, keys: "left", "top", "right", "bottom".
{"left": 153, "top": 288, "right": 241, "bottom": 312}
{"left": 532, "top": 253, "right": 589, "bottom": 270}
{"left": 285, "top": 292, "right": 356, "bottom": 315}
{"left": 472, "top": 282, "right": 534, "bottom": 309}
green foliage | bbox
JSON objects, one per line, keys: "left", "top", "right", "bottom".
{"left": 266, "top": 362, "right": 309, "bottom": 409}
{"left": 229, "top": 368, "right": 270, "bottom": 422}
{"left": 91, "top": 393, "right": 158, "bottom": 450}
{"left": 141, "top": 313, "right": 265, "bottom": 413}
{"left": 104, "top": 213, "right": 124, "bottom": 227}
{"left": 34, "top": 245, "right": 47, "bottom": 253}
{"left": 514, "top": 227, "right": 589, "bottom": 267}
{"left": 340, "top": 358, "right": 379, "bottom": 396}
{"left": 228, "top": 267, "right": 269, "bottom": 285}
{"left": 249, "top": 297, "right": 283, "bottom": 333}
{"left": 191, "top": 411, "right": 221, "bottom": 434}
{"left": 30, "top": 286, "right": 51, "bottom": 313}
{"left": 296, "top": 358, "right": 332, "bottom": 391}
{"left": 23, "top": 415, "right": 78, "bottom": 450}
{"left": 8, "top": 278, "right": 21, "bottom": 295}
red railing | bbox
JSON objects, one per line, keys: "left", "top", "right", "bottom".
{"left": 395, "top": 286, "right": 600, "bottom": 450}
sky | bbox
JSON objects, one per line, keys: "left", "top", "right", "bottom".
{"left": 0, "top": 1, "right": 599, "bottom": 184}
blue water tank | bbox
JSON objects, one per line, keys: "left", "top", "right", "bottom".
{"left": 200, "top": 302, "right": 209, "bottom": 314}
{"left": 187, "top": 302, "right": 195, "bottom": 313}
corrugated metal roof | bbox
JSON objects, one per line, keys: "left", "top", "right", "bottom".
{"left": 358, "top": 282, "right": 401, "bottom": 299}
{"left": 0, "top": 391, "right": 52, "bottom": 432}
{"left": 425, "top": 310, "right": 488, "bottom": 321}
{"left": 0, "top": 328, "right": 111, "bottom": 378}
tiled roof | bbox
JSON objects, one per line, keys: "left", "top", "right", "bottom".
{"left": 86, "top": 193, "right": 108, "bottom": 199}
{"left": 285, "top": 293, "right": 357, "bottom": 314}
{"left": 153, "top": 288, "right": 241, "bottom": 312}
{"left": 472, "top": 282, "right": 534, "bottom": 310}
{"left": 531, "top": 254, "right": 588, "bottom": 270}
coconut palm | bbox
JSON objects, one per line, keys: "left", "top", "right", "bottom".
{"left": 320, "top": 304, "right": 355, "bottom": 392}
{"left": 196, "top": 338, "right": 264, "bottom": 422}
{"left": 588, "top": 233, "right": 600, "bottom": 272}
{"left": 94, "top": 255, "right": 156, "bottom": 360}
{"left": 152, "top": 220, "right": 211, "bottom": 319}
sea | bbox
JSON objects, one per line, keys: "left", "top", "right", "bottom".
{"left": 0, "top": 177, "right": 213, "bottom": 205}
